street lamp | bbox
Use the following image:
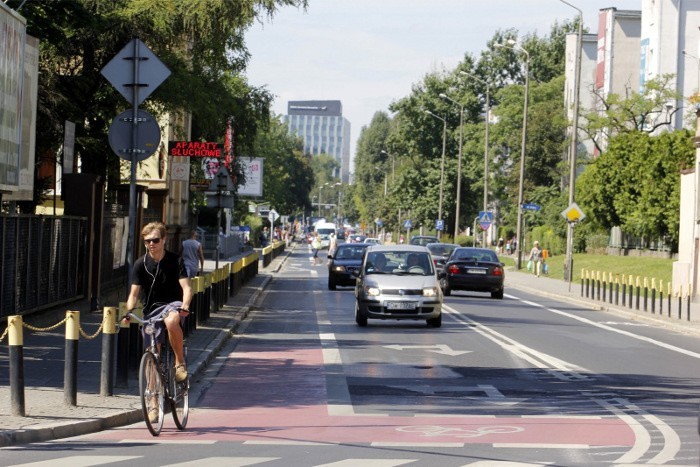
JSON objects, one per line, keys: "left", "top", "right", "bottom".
{"left": 560, "top": 0, "right": 583, "bottom": 285}
{"left": 459, "top": 70, "right": 491, "bottom": 248}
{"left": 424, "top": 110, "right": 447, "bottom": 240}
{"left": 439, "top": 92, "right": 464, "bottom": 240}
{"left": 495, "top": 39, "right": 530, "bottom": 270}
{"left": 380, "top": 150, "right": 395, "bottom": 182}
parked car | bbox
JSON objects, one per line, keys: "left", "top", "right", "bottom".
{"left": 426, "top": 242, "right": 459, "bottom": 270}
{"left": 438, "top": 247, "right": 505, "bottom": 299}
{"left": 363, "top": 237, "right": 381, "bottom": 245}
{"left": 409, "top": 235, "right": 439, "bottom": 246}
{"left": 328, "top": 243, "right": 370, "bottom": 290}
{"left": 353, "top": 245, "right": 442, "bottom": 327}
{"left": 348, "top": 234, "right": 367, "bottom": 243}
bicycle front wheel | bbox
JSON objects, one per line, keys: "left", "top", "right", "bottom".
{"left": 170, "top": 344, "right": 189, "bottom": 430}
{"left": 139, "top": 351, "right": 164, "bottom": 436}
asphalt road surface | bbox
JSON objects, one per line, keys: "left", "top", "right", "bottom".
{"left": 2, "top": 245, "right": 700, "bottom": 466}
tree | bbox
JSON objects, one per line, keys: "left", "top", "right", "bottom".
{"left": 581, "top": 74, "right": 681, "bottom": 154}
{"left": 576, "top": 130, "right": 694, "bottom": 250}
{"left": 7, "top": 0, "right": 307, "bottom": 207}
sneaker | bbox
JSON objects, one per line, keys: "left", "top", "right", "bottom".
{"left": 175, "top": 364, "right": 188, "bottom": 383}
{"left": 148, "top": 407, "right": 159, "bottom": 423}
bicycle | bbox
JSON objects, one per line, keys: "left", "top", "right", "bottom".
{"left": 123, "top": 302, "right": 190, "bottom": 436}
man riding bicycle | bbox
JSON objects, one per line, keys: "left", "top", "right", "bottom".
{"left": 126, "top": 222, "right": 193, "bottom": 390}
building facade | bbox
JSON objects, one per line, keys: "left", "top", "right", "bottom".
{"left": 283, "top": 100, "right": 351, "bottom": 183}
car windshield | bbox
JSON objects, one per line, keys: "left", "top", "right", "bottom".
{"left": 453, "top": 248, "right": 499, "bottom": 262}
{"left": 365, "top": 251, "right": 433, "bottom": 275}
{"left": 428, "top": 244, "right": 457, "bottom": 257}
{"left": 335, "top": 245, "right": 368, "bottom": 260}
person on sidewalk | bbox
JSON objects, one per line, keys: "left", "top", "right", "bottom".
{"left": 181, "top": 229, "right": 204, "bottom": 278}
{"left": 528, "top": 240, "right": 544, "bottom": 277}
{"left": 126, "top": 222, "right": 192, "bottom": 389}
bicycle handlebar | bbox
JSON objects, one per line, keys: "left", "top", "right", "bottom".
{"left": 121, "top": 302, "right": 189, "bottom": 326}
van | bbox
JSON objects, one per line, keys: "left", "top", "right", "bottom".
{"left": 314, "top": 222, "right": 337, "bottom": 249}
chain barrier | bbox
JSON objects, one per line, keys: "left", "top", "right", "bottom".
{"left": 22, "top": 315, "right": 69, "bottom": 333}
{"left": 79, "top": 321, "right": 104, "bottom": 340}
{"left": 1, "top": 314, "right": 106, "bottom": 341}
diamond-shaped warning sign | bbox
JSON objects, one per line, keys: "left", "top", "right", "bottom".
{"left": 561, "top": 202, "right": 586, "bottom": 223}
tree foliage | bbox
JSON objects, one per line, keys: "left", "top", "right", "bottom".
{"left": 7, "top": 0, "right": 307, "bottom": 206}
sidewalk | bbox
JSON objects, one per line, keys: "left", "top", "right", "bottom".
{"left": 0, "top": 245, "right": 293, "bottom": 447}
{"left": 505, "top": 267, "right": 700, "bottom": 334}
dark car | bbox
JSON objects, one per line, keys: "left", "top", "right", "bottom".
{"left": 328, "top": 243, "right": 370, "bottom": 290}
{"left": 426, "top": 242, "right": 459, "bottom": 270}
{"left": 439, "top": 247, "right": 505, "bottom": 299}
{"left": 409, "top": 235, "right": 439, "bottom": 246}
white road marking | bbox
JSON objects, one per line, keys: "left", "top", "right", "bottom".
{"left": 315, "top": 460, "right": 416, "bottom": 466}
{"left": 168, "top": 458, "right": 279, "bottom": 467}
{"left": 8, "top": 457, "right": 140, "bottom": 467}
{"left": 383, "top": 344, "right": 471, "bottom": 356}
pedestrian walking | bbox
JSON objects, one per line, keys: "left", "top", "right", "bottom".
{"left": 528, "top": 240, "right": 544, "bottom": 277}
{"left": 497, "top": 237, "right": 504, "bottom": 255}
{"left": 180, "top": 229, "right": 204, "bottom": 278}
{"left": 327, "top": 232, "right": 338, "bottom": 263}
{"left": 505, "top": 240, "right": 511, "bottom": 255}
{"left": 311, "top": 232, "right": 322, "bottom": 264}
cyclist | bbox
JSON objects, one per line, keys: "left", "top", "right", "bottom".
{"left": 126, "top": 222, "right": 192, "bottom": 392}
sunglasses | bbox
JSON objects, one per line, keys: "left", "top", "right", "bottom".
{"left": 143, "top": 237, "right": 161, "bottom": 244}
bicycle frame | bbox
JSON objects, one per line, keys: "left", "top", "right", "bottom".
{"left": 124, "top": 302, "right": 189, "bottom": 435}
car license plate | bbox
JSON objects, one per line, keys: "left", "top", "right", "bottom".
{"left": 386, "top": 301, "right": 417, "bottom": 310}
{"left": 467, "top": 268, "right": 487, "bottom": 274}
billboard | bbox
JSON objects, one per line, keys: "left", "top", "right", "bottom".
{"left": 0, "top": 4, "right": 27, "bottom": 192}
{"left": 237, "top": 157, "right": 263, "bottom": 197}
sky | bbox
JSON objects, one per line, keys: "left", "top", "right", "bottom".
{"left": 244, "top": 1, "right": 641, "bottom": 159}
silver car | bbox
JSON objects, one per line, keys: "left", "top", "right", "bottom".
{"left": 353, "top": 245, "right": 443, "bottom": 327}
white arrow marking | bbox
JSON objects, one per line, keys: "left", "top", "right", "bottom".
{"left": 383, "top": 344, "right": 471, "bottom": 356}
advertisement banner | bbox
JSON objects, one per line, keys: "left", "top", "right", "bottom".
{"left": 237, "top": 157, "right": 263, "bottom": 197}
{"left": 0, "top": 4, "right": 26, "bottom": 191}
{"left": 168, "top": 141, "right": 223, "bottom": 158}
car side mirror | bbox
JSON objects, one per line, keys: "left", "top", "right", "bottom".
{"left": 351, "top": 270, "right": 360, "bottom": 277}
{"left": 437, "top": 270, "right": 446, "bottom": 279}
{"left": 327, "top": 255, "right": 333, "bottom": 259}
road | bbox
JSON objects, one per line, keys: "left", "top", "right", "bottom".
{"left": 2, "top": 244, "right": 700, "bottom": 466}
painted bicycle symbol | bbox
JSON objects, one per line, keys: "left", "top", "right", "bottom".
{"left": 396, "top": 425, "right": 524, "bottom": 438}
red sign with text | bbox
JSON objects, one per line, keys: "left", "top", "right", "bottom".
{"left": 168, "top": 141, "right": 223, "bottom": 158}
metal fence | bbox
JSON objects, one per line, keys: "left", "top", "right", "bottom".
{"left": 0, "top": 215, "right": 87, "bottom": 318}
{"left": 100, "top": 204, "right": 129, "bottom": 295}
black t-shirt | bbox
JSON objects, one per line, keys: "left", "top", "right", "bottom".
{"left": 132, "top": 250, "right": 187, "bottom": 315}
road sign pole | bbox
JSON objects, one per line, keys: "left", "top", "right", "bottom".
{"left": 126, "top": 39, "right": 141, "bottom": 288}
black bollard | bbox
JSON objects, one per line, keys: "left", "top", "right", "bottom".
{"left": 100, "top": 307, "right": 117, "bottom": 396}
{"left": 8, "top": 315, "right": 25, "bottom": 416}
{"left": 64, "top": 311, "right": 79, "bottom": 406}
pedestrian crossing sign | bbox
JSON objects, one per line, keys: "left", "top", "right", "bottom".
{"left": 479, "top": 211, "right": 492, "bottom": 231}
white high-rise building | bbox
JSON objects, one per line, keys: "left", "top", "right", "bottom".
{"left": 283, "top": 100, "right": 351, "bottom": 183}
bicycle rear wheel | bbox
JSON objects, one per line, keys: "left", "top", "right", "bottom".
{"left": 139, "top": 351, "right": 164, "bottom": 436}
{"left": 170, "top": 343, "right": 189, "bottom": 430}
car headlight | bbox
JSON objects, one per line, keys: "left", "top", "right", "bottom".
{"left": 423, "top": 287, "right": 438, "bottom": 297}
{"left": 364, "top": 286, "right": 380, "bottom": 296}
{"left": 333, "top": 265, "right": 346, "bottom": 272}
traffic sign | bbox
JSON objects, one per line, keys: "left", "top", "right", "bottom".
{"left": 561, "top": 202, "right": 586, "bottom": 223}
{"left": 101, "top": 39, "right": 171, "bottom": 106}
{"left": 403, "top": 219, "right": 413, "bottom": 229}
{"left": 522, "top": 203, "right": 541, "bottom": 211}
{"left": 107, "top": 109, "right": 161, "bottom": 162}
{"left": 436, "top": 219, "right": 444, "bottom": 231}
{"left": 269, "top": 209, "right": 279, "bottom": 223}
{"left": 479, "top": 211, "right": 492, "bottom": 231}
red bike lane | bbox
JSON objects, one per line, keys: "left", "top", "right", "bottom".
{"left": 93, "top": 344, "right": 635, "bottom": 447}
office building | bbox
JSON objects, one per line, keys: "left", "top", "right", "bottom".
{"left": 283, "top": 100, "right": 351, "bottom": 183}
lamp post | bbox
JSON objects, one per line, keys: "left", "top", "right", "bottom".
{"left": 496, "top": 40, "right": 529, "bottom": 270}
{"left": 424, "top": 110, "right": 447, "bottom": 240}
{"left": 560, "top": 0, "right": 583, "bottom": 285}
{"left": 460, "top": 71, "right": 491, "bottom": 248}
{"left": 439, "top": 93, "right": 464, "bottom": 240}
{"left": 380, "top": 150, "right": 395, "bottom": 182}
